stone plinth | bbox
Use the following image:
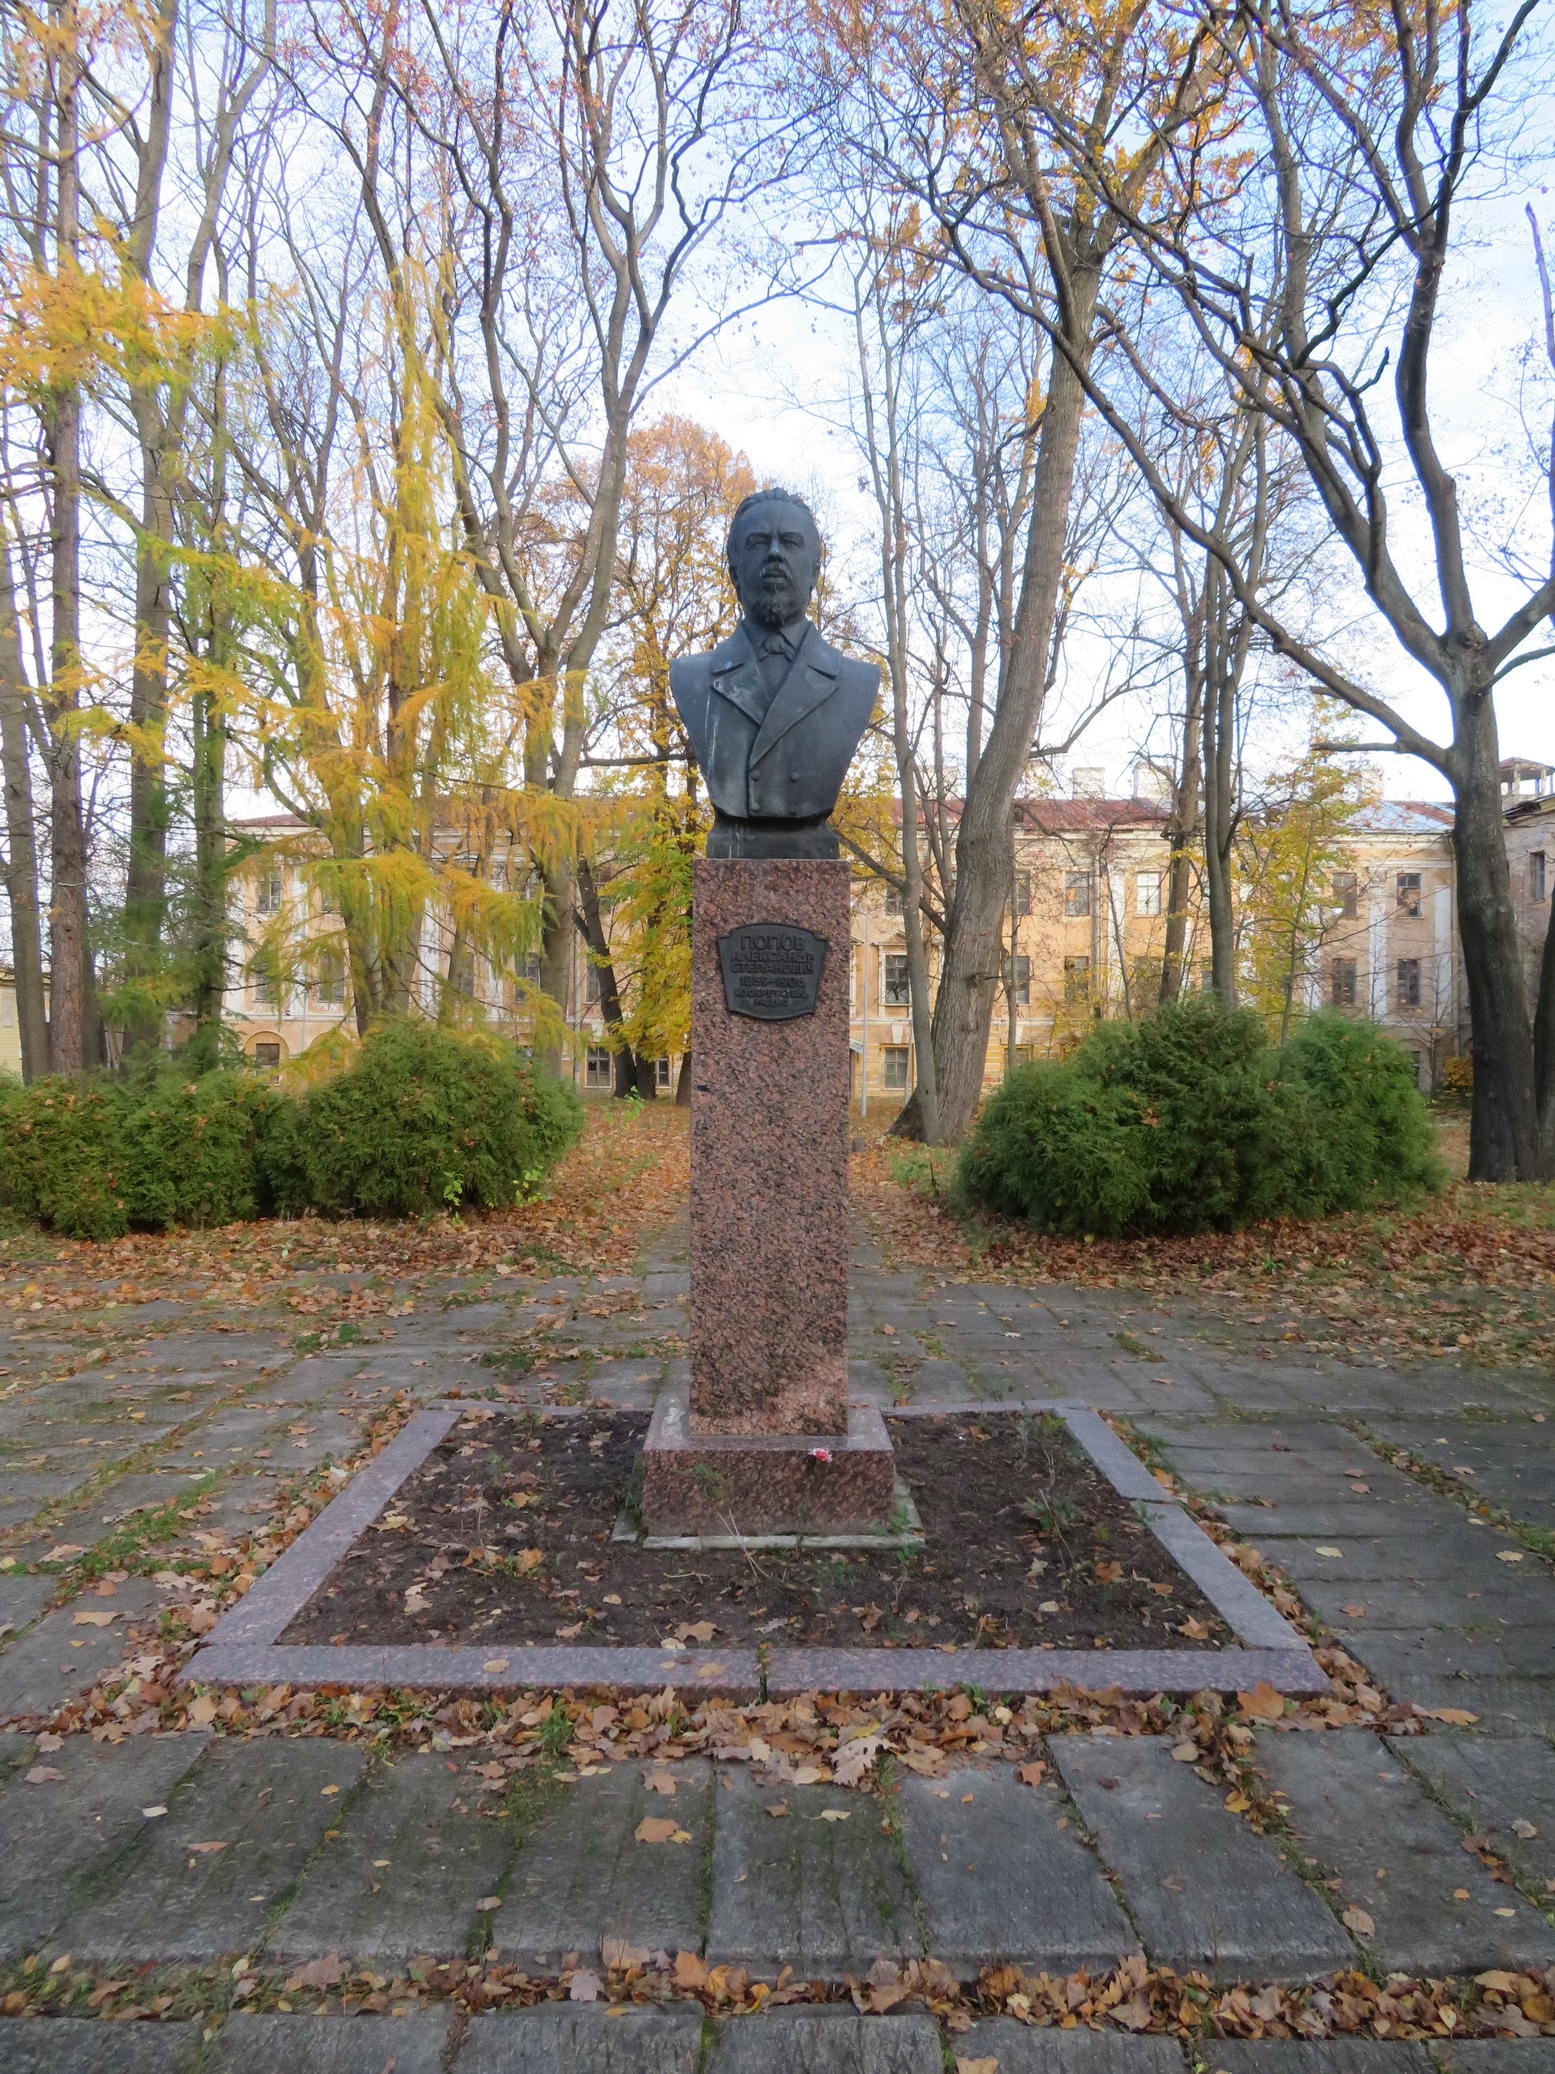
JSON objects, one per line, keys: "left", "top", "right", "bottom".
{"left": 638, "top": 1384, "right": 898, "bottom": 1540}
{"left": 686, "top": 856, "right": 851, "bottom": 1436}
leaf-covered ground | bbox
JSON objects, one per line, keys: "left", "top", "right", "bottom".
{"left": 852, "top": 1111, "right": 1555, "bottom": 1371}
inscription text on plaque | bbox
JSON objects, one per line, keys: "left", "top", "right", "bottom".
{"left": 717, "top": 920, "right": 827, "bottom": 1021}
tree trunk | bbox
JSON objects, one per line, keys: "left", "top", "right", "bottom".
{"left": 121, "top": 413, "right": 176, "bottom": 1056}
{"left": 1534, "top": 873, "right": 1555, "bottom": 1172}
{"left": 1448, "top": 697, "right": 1545, "bottom": 1181}
{"left": 0, "top": 538, "right": 47, "bottom": 1079}
{"left": 1159, "top": 641, "right": 1203, "bottom": 1004}
{"left": 1201, "top": 561, "right": 1237, "bottom": 1007}
{"left": 675, "top": 1050, "right": 692, "bottom": 1106}
{"left": 927, "top": 266, "right": 1100, "bottom": 1142}
{"left": 574, "top": 856, "right": 641, "bottom": 1097}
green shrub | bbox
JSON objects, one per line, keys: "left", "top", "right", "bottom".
{"left": 258, "top": 1019, "right": 582, "bottom": 1219}
{"left": 954, "top": 998, "right": 1442, "bottom": 1238}
{"left": 0, "top": 1068, "right": 280, "bottom": 1240}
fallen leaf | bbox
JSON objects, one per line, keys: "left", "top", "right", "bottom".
{"left": 569, "top": 1970, "right": 602, "bottom": 2001}
{"left": 1341, "top": 1905, "right": 1375, "bottom": 1936}
{"left": 1415, "top": 1706, "right": 1479, "bottom": 1726}
{"left": 766, "top": 1803, "right": 788, "bottom": 1818}
{"left": 634, "top": 1817, "right": 682, "bottom": 1844}
{"left": 1512, "top": 1818, "right": 1539, "bottom": 1840}
{"left": 1477, "top": 1971, "right": 1522, "bottom": 1992}
{"left": 1112, "top": 1995, "right": 1153, "bottom": 2031}
{"left": 644, "top": 1769, "right": 677, "bottom": 1797}
{"left": 1225, "top": 1790, "right": 1251, "bottom": 1814}
{"left": 288, "top": 1955, "right": 344, "bottom": 1990}
{"left": 1314, "top": 1546, "right": 1345, "bottom": 1559}
{"left": 186, "top": 1696, "right": 217, "bottom": 1726}
{"left": 142, "top": 1806, "right": 167, "bottom": 1819}
{"left": 601, "top": 1939, "right": 649, "bottom": 1971}
{"left": 43, "top": 1545, "right": 85, "bottom": 1562}
{"left": 1095, "top": 1560, "right": 1124, "bottom": 1583}
{"left": 676, "top": 1620, "right": 716, "bottom": 1643}
{"left": 481, "top": 1658, "right": 509, "bottom": 1673}
{"left": 475, "top": 1896, "right": 501, "bottom": 1912}
{"left": 955, "top": 2059, "right": 999, "bottom": 2074}
{"left": 72, "top": 1609, "right": 117, "bottom": 1627}
{"left": 1236, "top": 1682, "right": 1286, "bottom": 1723}
{"left": 1169, "top": 1741, "right": 1200, "bottom": 1762}
{"left": 792, "top": 1765, "right": 825, "bottom": 1785}
{"left": 673, "top": 1950, "right": 707, "bottom": 1989}
{"left": 868, "top": 1982, "right": 909, "bottom": 2012}
{"left": 188, "top": 1841, "right": 228, "bottom": 1854}
{"left": 1496, "top": 1549, "right": 1525, "bottom": 1563}
{"left": 1178, "top": 1618, "right": 1210, "bottom": 1640}
{"left": 1015, "top": 1761, "right": 1047, "bottom": 1787}
{"left": 320, "top": 1784, "right": 339, "bottom": 1797}
{"left": 819, "top": 1808, "right": 850, "bottom": 1822}
{"left": 24, "top": 1766, "right": 62, "bottom": 1784}
{"left": 834, "top": 1732, "right": 885, "bottom": 1787}
{"left": 1341, "top": 1604, "right": 1366, "bottom": 1617}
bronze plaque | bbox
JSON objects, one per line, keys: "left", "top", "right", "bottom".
{"left": 717, "top": 921, "right": 828, "bottom": 1021}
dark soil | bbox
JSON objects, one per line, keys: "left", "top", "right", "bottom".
{"left": 280, "top": 1407, "right": 1233, "bottom": 1653}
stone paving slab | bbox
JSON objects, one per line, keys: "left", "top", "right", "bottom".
{"left": 701, "top": 2008, "right": 942, "bottom": 2072}
{"left": 0, "top": 1571, "right": 54, "bottom": 1635}
{"left": 0, "top": 1730, "right": 210, "bottom": 1958}
{"left": 60, "top": 1735, "right": 366, "bottom": 1963}
{"left": 457, "top": 2006, "right": 703, "bottom": 2071}
{"left": 1429, "top": 2044, "right": 1555, "bottom": 2069}
{"left": 0, "top": 1575, "right": 164, "bottom": 1722}
{"left": 1195, "top": 2045, "right": 1437, "bottom": 2071}
{"left": 1258, "top": 1730, "right": 1555, "bottom": 1975}
{"left": 209, "top": 2010, "right": 453, "bottom": 2072}
{"left": 950, "top": 2020, "right": 1187, "bottom": 2070}
{"left": 266, "top": 1750, "right": 514, "bottom": 1963}
{"left": 1393, "top": 1732, "right": 1555, "bottom": 1897}
{"left": 705, "top": 1767, "right": 921, "bottom": 1979}
{"left": 894, "top": 1768, "right": 1136, "bottom": 1975}
{"left": 0, "top": 2017, "right": 199, "bottom": 2072}
{"left": 1051, "top": 1735, "right": 1353, "bottom": 1981}
{"left": 496, "top": 1761, "right": 713, "bottom": 1970}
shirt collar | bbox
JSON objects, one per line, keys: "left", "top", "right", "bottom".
{"left": 743, "top": 615, "right": 810, "bottom": 660}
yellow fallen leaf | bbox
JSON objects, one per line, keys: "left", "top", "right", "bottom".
{"left": 1455, "top": 1888, "right": 1471, "bottom": 1899}
{"left": 482, "top": 1658, "right": 509, "bottom": 1673}
{"left": 1314, "top": 1546, "right": 1344, "bottom": 1559}
{"left": 1496, "top": 1549, "right": 1525, "bottom": 1563}
{"left": 819, "top": 1808, "right": 850, "bottom": 1822}
{"left": 186, "top": 1695, "right": 218, "bottom": 1726}
{"left": 793, "top": 1765, "right": 825, "bottom": 1785}
{"left": 634, "top": 1817, "right": 682, "bottom": 1844}
{"left": 1237, "top": 1682, "right": 1286, "bottom": 1723}
{"left": 1341, "top": 1904, "right": 1374, "bottom": 1936}
{"left": 320, "top": 1785, "right": 339, "bottom": 1797}
{"left": 1225, "top": 1791, "right": 1250, "bottom": 1813}
{"left": 1478, "top": 1971, "right": 1522, "bottom": 1992}
{"left": 1415, "top": 1706, "right": 1478, "bottom": 1726}
{"left": 1493, "top": 1907, "right": 1517, "bottom": 1918}
{"left": 475, "top": 1897, "right": 501, "bottom": 1911}
{"left": 72, "top": 1609, "right": 117, "bottom": 1627}
{"left": 673, "top": 1951, "right": 707, "bottom": 1988}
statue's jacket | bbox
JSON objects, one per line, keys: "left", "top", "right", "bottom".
{"left": 669, "top": 623, "right": 879, "bottom": 824}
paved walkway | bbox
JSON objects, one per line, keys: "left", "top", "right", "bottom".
{"left": 0, "top": 1214, "right": 1553, "bottom": 2067}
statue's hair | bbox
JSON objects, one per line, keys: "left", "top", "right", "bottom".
{"left": 726, "top": 486, "right": 820, "bottom": 564}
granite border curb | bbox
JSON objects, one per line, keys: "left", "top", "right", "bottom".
{"left": 182, "top": 1394, "right": 1326, "bottom": 1699}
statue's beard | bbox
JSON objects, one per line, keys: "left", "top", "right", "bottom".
{"left": 744, "top": 570, "right": 804, "bottom": 630}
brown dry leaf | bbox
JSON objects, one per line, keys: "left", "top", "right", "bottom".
{"left": 1178, "top": 1618, "right": 1211, "bottom": 1640}
{"left": 676, "top": 1621, "right": 716, "bottom": 1643}
{"left": 1512, "top": 1818, "right": 1539, "bottom": 1840}
{"left": 673, "top": 1951, "right": 708, "bottom": 1989}
{"left": 1169, "top": 1741, "right": 1200, "bottom": 1762}
{"left": 1416, "top": 1706, "right": 1479, "bottom": 1726}
{"left": 71, "top": 1609, "right": 117, "bottom": 1628}
{"left": 511, "top": 1549, "right": 545, "bottom": 1574}
{"left": 1236, "top": 1682, "right": 1286, "bottom": 1723}
{"left": 1015, "top": 1761, "right": 1047, "bottom": 1787}
{"left": 601, "top": 1939, "right": 649, "bottom": 1971}
{"left": 834, "top": 1732, "right": 885, "bottom": 1788}
{"left": 1095, "top": 1560, "right": 1124, "bottom": 1584}
{"left": 188, "top": 1842, "right": 228, "bottom": 1854}
{"left": 568, "top": 1970, "right": 602, "bottom": 2001}
{"left": 288, "top": 1955, "right": 344, "bottom": 1991}
{"left": 634, "top": 1817, "right": 687, "bottom": 1845}
{"left": 1112, "top": 1995, "right": 1154, "bottom": 2031}
{"left": 868, "top": 1982, "right": 909, "bottom": 2013}
{"left": 475, "top": 1897, "right": 501, "bottom": 1912}
{"left": 185, "top": 1696, "right": 217, "bottom": 1727}
{"left": 766, "top": 1803, "right": 788, "bottom": 1819}
{"left": 1342, "top": 1905, "right": 1375, "bottom": 1936}
{"left": 955, "top": 2059, "right": 999, "bottom": 2074}
{"left": 643, "top": 1769, "right": 677, "bottom": 1797}
{"left": 24, "top": 1767, "right": 62, "bottom": 1785}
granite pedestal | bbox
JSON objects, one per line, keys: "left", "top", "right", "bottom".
{"left": 640, "top": 857, "right": 896, "bottom": 1538}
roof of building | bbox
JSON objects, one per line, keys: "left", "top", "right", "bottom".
{"left": 1014, "top": 795, "right": 1171, "bottom": 834}
{"left": 1349, "top": 800, "right": 1455, "bottom": 835}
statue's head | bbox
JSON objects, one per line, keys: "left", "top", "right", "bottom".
{"left": 727, "top": 488, "right": 821, "bottom": 631}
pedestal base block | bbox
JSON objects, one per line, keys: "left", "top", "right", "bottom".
{"left": 638, "top": 1384, "right": 901, "bottom": 1542}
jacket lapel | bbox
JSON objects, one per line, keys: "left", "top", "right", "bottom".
{"left": 708, "top": 628, "right": 768, "bottom": 729}
{"left": 749, "top": 628, "right": 840, "bottom": 766}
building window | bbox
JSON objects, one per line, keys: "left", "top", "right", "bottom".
{"left": 313, "top": 948, "right": 345, "bottom": 1007}
{"left": 1064, "top": 954, "right": 1091, "bottom": 1003}
{"left": 250, "top": 957, "right": 282, "bottom": 1010}
{"left": 882, "top": 952, "right": 910, "bottom": 1007}
{"left": 1136, "top": 871, "right": 1162, "bottom": 917}
{"left": 1064, "top": 871, "right": 1092, "bottom": 918}
{"left": 1331, "top": 958, "right": 1357, "bottom": 1007}
{"left": 655, "top": 1057, "right": 673, "bottom": 1092}
{"left": 1533, "top": 852, "right": 1547, "bottom": 903}
{"left": 522, "top": 952, "right": 542, "bottom": 985}
{"left": 585, "top": 961, "right": 604, "bottom": 1007}
{"left": 1397, "top": 957, "right": 1421, "bottom": 1008}
{"left": 1396, "top": 872, "right": 1421, "bottom": 917}
{"left": 1013, "top": 871, "right": 1033, "bottom": 918}
{"left": 882, "top": 1045, "right": 910, "bottom": 1091}
{"left": 255, "top": 870, "right": 281, "bottom": 917}
{"left": 1011, "top": 954, "right": 1030, "bottom": 1005}
{"left": 253, "top": 1041, "right": 281, "bottom": 1069}
{"left": 584, "top": 1046, "right": 612, "bottom": 1089}
{"left": 1333, "top": 870, "right": 1358, "bottom": 919}
{"left": 883, "top": 879, "right": 903, "bottom": 916}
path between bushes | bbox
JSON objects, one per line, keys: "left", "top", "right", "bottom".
{"left": 0, "top": 1206, "right": 1552, "bottom": 2069}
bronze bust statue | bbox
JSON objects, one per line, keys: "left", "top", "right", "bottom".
{"left": 670, "top": 490, "right": 878, "bottom": 858}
